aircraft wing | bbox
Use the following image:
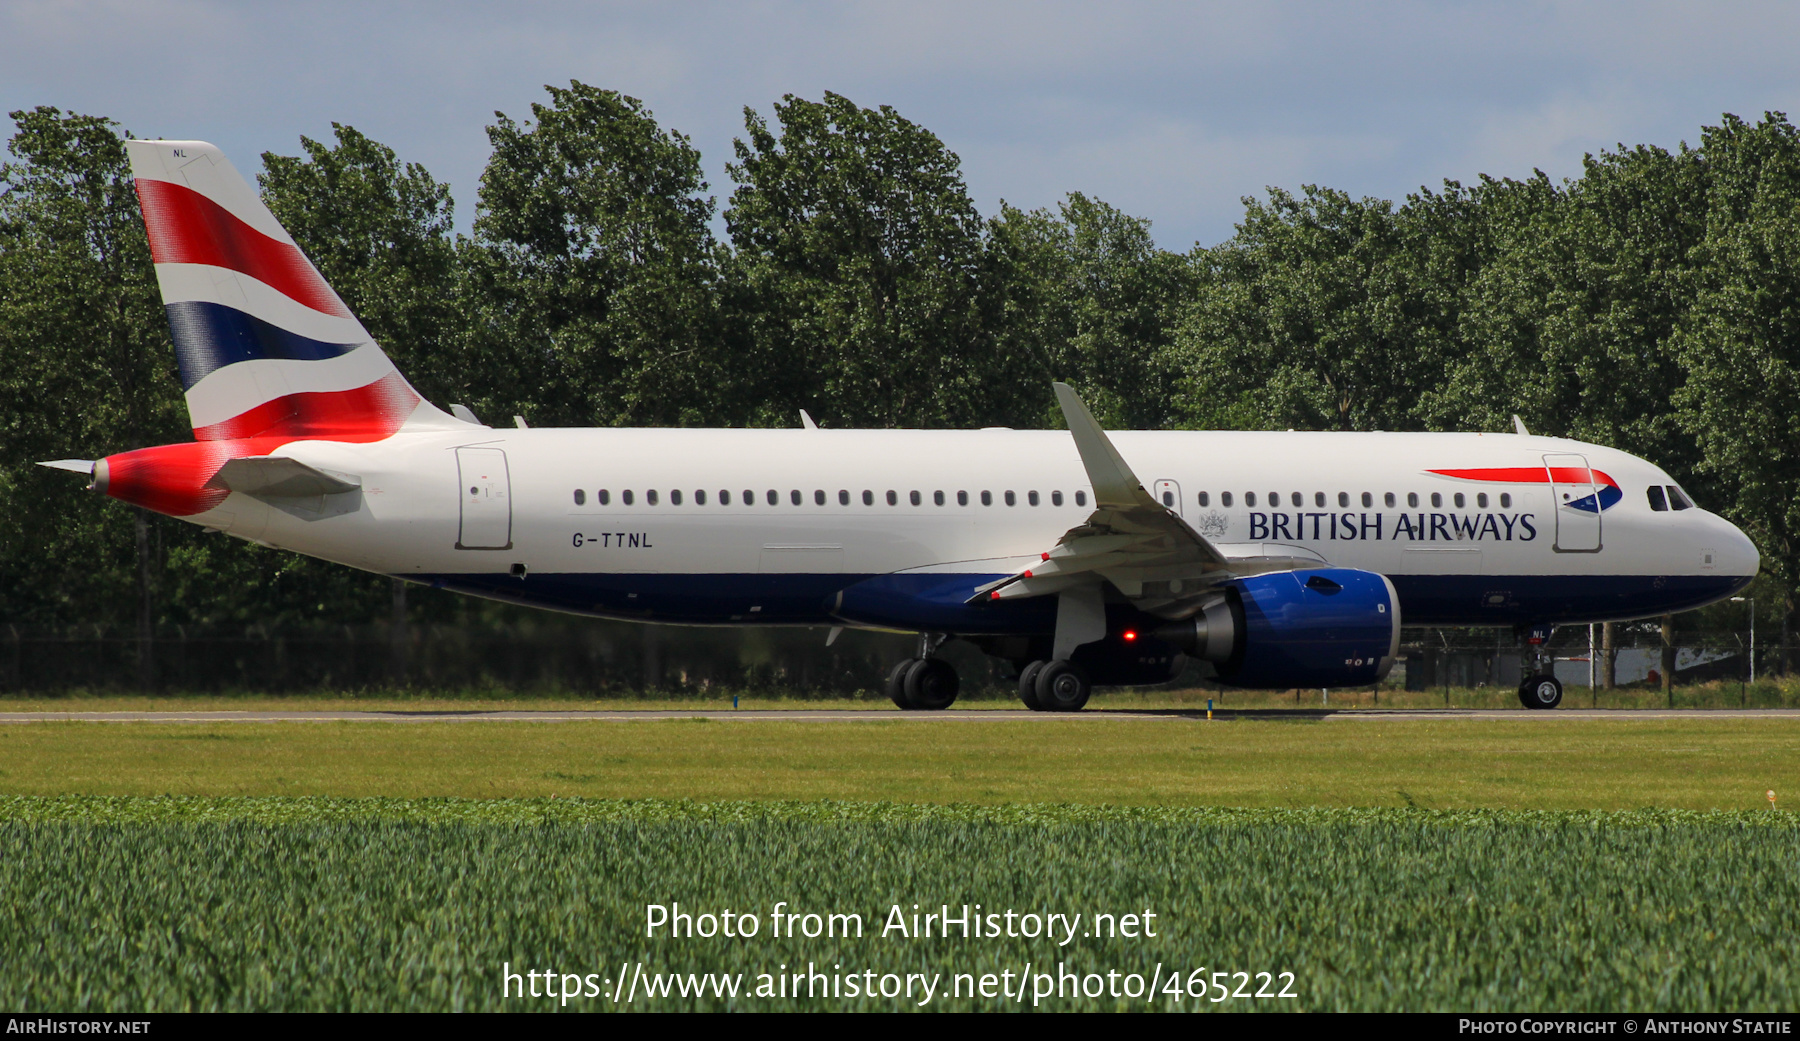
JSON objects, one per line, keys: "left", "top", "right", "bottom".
{"left": 973, "top": 383, "right": 1326, "bottom": 620}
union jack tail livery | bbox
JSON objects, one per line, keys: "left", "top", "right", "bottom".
{"left": 83, "top": 141, "right": 461, "bottom": 517}
{"left": 125, "top": 139, "right": 454, "bottom": 442}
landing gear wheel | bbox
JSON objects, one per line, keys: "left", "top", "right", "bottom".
{"left": 904, "top": 657, "right": 960, "bottom": 710}
{"left": 1518, "top": 674, "right": 1563, "bottom": 710}
{"left": 1018, "top": 661, "right": 1047, "bottom": 711}
{"left": 1034, "top": 660, "right": 1092, "bottom": 712}
{"left": 887, "top": 658, "right": 920, "bottom": 709}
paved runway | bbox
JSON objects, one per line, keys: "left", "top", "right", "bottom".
{"left": 1, "top": 708, "right": 1797, "bottom": 723}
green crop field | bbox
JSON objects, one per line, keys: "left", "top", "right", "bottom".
{"left": 1, "top": 717, "right": 1796, "bottom": 809}
{"left": 1, "top": 798, "right": 1795, "bottom": 1012}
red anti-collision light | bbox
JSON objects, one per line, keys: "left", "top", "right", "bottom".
{"left": 1122, "top": 630, "right": 1138, "bottom": 642}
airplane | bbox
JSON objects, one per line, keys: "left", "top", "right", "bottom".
{"left": 39, "top": 140, "right": 1760, "bottom": 711}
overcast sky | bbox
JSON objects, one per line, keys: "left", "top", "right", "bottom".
{"left": 5, "top": 1, "right": 1798, "bottom": 249}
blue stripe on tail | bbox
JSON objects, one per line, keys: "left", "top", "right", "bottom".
{"left": 164, "top": 300, "right": 361, "bottom": 390}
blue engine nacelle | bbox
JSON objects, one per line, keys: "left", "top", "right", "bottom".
{"left": 1154, "top": 568, "right": 1400, "bottom": 690}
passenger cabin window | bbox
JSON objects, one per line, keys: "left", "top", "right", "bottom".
{"left": 1453, "top": 493, "right": 1465, "bottom": 508}
{"left": 790, "top": 489, "right": 802, "bottom": 505}
{"left": 958, "top": 490, "right": 969, "bottom": 506}
{"left": 598, "top": 489, "right": 611, "bottom": 505}
{"left": 839, "top": 490, "right": 850, "bottom": 505}
{"left": 1005, "top": 491, "right": 1017, "bottom": 506}
{"left": 670, "top": 489, "right": 682, "bottom": 505}
{"left": 696, "top": 489, "right": 707, "bottom": 505}
{"left": 1430, "top": 492, "right": 1442, "bottom": 508}
{"left": 910, "top": 490, "right": 922, "bottom": 506}
{"left": 1269, "top": 492, "right": 1279, "bottom": 506}
{"left": 767, "top": 490, "right": 778, "bottom": 506}
{"left": 1291, "top": 492, "right": 1303, "bottom": 507}
{"left": 1647, "top": 486, "right": 1669, "bottom": 511}
{"left": 1407, "top": 492, "right": 1418, "bottom": 507}
{"left": 1051, "top": 490, "right": 1063, "bottom": 506}
{"left": 981, "top": 491, "right": 993, "bottom": 506}
{"left": 1499, "top": 493, "right": 1511, "bottom": 508}
{"left": 1361, "top": 492, "right": 1373, "bottom": 508}
{"left": 646, "top": 490, "right": 659, "bottom": 505}
{"left": 1668, "top": 486, "right": 1694, "bottom": 510}
{"left": 718, "top": 490, "right": 729, "bottom": 505}
{"left": 1197, "top": 491, "right": 1209, "bottom": 507}
{"left": 742, "top": 489, "right": 753, "bottom": 505}
{"left": 573, "top": 489, "right": 586, "bottom": 505}
{"left": 886, "top": 490, "right": 898, "bottom": 506}
{"left": 1222, "top": 492, "right": 1234, "bottom": 507}
{"left": 815, "top": 489, "right": 826, "bottom": 505}
{"left": 863, "top": 490, "right": 874, "bottom": 506}
{"left": 1075, "top": 491, "right": 1087, "bottom": 506}
{"left": 1161, "top": 490, "right": 1175, "bottom": 507}
{"left": 1476, "top": 493, "right": 1488, "bottom": 508}
{"left": 1245, "top": 492, "right": 1257, "bottom": 507}
{"left": 1314, "top": 492, "right": 1326, "bottom": 507}
{"left": 934, "top": 490, "right": 945, "bottom": 506}
{"left": 1337, "top": 492, "right": 1349, "bottom": 507}
{"left": 623, "top": 490, "right": 635, "bottom": 505}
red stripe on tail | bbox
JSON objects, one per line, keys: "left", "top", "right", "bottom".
{"left": 191, "top": 373, "right": 419, "bottom": 442}
{"left": 135, "top": 178, "right": 352, "bottom": 319}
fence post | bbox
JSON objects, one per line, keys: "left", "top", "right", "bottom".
{"left": 1661, "top": 615, "right": 1675, "bottom": 707}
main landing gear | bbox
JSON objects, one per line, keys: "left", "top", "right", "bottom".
{"left": 887, "top": 657, "right": 960, "bottom": 710}
{"left": 1018, "top": 659, "right": 1092, "bottom": 712}
{"left": 887, "top": 634, "right": 959, "bottom": 710}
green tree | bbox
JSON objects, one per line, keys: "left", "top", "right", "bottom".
{"left": 1673, "top": 112, "right": 1800, "bottom": 667}
{"left": 259, "top": 124, "right": 462, "bottom": 409}
{"left": 984, "top": 194, "right": 1197, "bottom": 428}
{"left": 724, "top": 92, "right": 997, "bottom": 428}
{"left": 1170, "top": 185, "right": 1444, "bottom": 431}
{"left": 467, "top": 82, "right": 725, "bottom": 428}
{"left": 1431, "top": 148, "right": 1707, "bottom": 468}
{"left": 0, "top": 107, "right": 182, "bottom": 634}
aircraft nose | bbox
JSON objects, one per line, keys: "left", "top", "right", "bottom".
{"left": 1717, "top": 514, "right": 1761, "bottom": 578}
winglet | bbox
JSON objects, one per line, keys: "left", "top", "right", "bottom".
{"left": 1512, "top": 415, "right": 1529, "bottom": 436}
{"left": 1053, "top": 382, "right": 1152, "bottom": 508}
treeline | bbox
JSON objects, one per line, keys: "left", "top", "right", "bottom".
{"left": 1, "top": 85, "right": 1797, "bottom": 654}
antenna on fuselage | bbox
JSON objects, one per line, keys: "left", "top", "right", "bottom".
{"left": 1512, "top": 415, "right": 1530, "bottom": 436}
{"left": 800, "top": 410, "right": 819, "bottom": 430}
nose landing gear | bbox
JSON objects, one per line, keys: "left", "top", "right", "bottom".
{"left": 1517, "top": 622, "right": 1564, "bottom": 709}
{"left": 1518, "top": 674, "right": 1564, "bottom": 709}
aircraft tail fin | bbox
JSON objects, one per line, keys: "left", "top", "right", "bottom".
{"left": 123, "top": 139, "right": 458, "bottom": 442}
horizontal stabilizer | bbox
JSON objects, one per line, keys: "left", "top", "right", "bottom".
{"left": 207, "top": 456, "right": 360, "bottom": 498}
{"left": 37, "top": 459, "right": 94, "bottom": 474}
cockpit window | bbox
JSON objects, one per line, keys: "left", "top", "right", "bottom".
{"left": 1646, "top": 486, "right": 1668, "bottom": 512}
{"left": 1668, "top": 485, "right": 1694, "bottom": 510}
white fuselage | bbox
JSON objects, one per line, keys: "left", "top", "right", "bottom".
{"left": 183, "top": 426, "right": 1758, "bottom": 633}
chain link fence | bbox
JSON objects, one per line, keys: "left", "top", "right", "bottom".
{"left": 1, "top": 619, "right": 1789, "bottom": 701}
